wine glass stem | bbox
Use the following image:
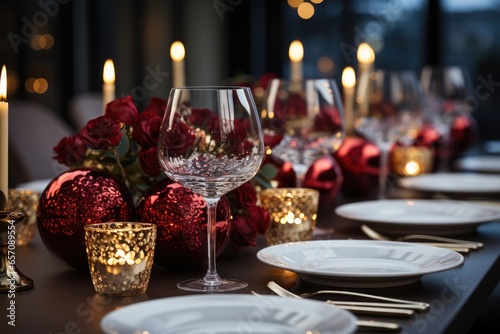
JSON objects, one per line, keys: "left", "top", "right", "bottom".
{"left": 378, "top": 147, "right": 390, "bottom": 199}
{"left": 436, "top": 132, "right": 452, "bottom": 173}
{"left": 203, "top": 197, "right": 222, "bottom": 285}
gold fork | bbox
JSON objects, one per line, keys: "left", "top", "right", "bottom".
{"left": 265, "top": 282, "right": 403, "bottom": 332}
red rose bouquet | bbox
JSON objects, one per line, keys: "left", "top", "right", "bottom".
{"left": 53, "top": 96, "right": 269, "bottom": 251}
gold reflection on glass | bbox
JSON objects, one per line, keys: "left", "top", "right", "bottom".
{"left": 85, "top": 222, "right": 157, "bottom": 296}
{"left": 260, "top": 188, "right": 319, "bottom": 246}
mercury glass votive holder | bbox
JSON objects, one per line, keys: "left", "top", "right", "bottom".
{"left": 84, "top": 222, "right": 157, "bottom": 296}
{"left": 391, "top": 146, "right": 433, "bottom": 177}
{"left": 260, "top": 188, "right": 319, "bottom": 246}
{"left": 8, "top": 189, "right": 39, "bottom": 246}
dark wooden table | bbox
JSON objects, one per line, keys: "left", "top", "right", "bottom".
{"left": 2, "top": 189, "right": 500, "bottom": 334}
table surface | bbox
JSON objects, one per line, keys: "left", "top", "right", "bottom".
{"left": 2, "top": 189, "right": 500, "bottom": 334}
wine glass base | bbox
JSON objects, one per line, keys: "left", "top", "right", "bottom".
{"left": 177, "top": 278, "right": 248, "bottom": 293}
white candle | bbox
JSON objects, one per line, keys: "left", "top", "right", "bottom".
{"left": 342, "top": 67, "right": 356, "bottom": 136}
{"left": 289, "top": 40, "right": 303, "bottom": 86}
{"left": 356, "top": 43, "right": 375, "bottom": 116}
{"left": 102, "top": 59, "right": 115, "bottom": 114}
{"left": 0, "top": 65, "right": 8, "bottom": 201}
{"left": 170, "top": 41, "right": 185, "bottom": 88}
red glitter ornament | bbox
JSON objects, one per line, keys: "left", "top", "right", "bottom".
{"left": 136, "top": 178, "right": 231, "bottom": 271}
{"left": 37, "top": 169, "right": 135, "bottom": 270}
{"left": 335, "top": 136, "right": 380, "bottom": 197}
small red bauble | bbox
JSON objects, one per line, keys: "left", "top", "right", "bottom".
{"left": 136, "top": 178, "right": 231, "bottom": 271}
{"left": 335, "top": 136, "right": 380, "bottom": 197}
{"left": 37, "top": 169, "right": 135, "bottom": 270}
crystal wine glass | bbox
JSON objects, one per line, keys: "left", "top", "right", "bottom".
{"left": 420, "top": 66, "right": 473, "bottom": 172}
{"left": 158, "top": 87, "right": 264, "bottom": 292}
{"left": 354, "top": 70, "right": 424, "bottom": 199}
{"left": 260, "top": 78, "right": 345, "bottom": 187}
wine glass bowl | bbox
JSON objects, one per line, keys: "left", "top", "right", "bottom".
{"left": 158, "top": 86, "right": 264, "bottom": 292}
{"left": 420, "top": 66, "right": 473, "bottom": 171}
{"left": 260, "top": 78, "right": 345, "bottom": 186}
{"left": 354, "top": 70, "right": 424, "bottom": 199}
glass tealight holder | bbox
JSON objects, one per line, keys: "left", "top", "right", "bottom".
{"left": 260, "top": 188, "right": 319, "bottom": 246}
{"left": 391, "top": 146, "right": 433, "bottom": 177}
{"left": 84, "top": 222, "right": 157, "bottom": 296}
{"left": 8, "top": 189, "right": 40, "bottom": 246}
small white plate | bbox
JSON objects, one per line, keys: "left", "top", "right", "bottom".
{"left": 455, "top": 156, "right": 500, "bottom": 173}
{"left": 257, "top": 240, "right": 464, "bottom": 288}
{"left": 101, "top": 294, "right": 357, "bottom": 334}
{"left": 398, "top": 173, "right": 500, "bottom": 194}
{"left": 335, "top": 199, "right": 500, "bottom": 235}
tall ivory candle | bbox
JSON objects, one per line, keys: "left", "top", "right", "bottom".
{"left": 170, "top": 41, "right": 186, "bottom": 88}
{"left": 0, "top": 65, "right": 8, "bottom": 200}
{"left": 342, "top": 67, "right": 356, "bottom": 136}
{"left": 102, "top": 59, "right": 115, "bottom": 114}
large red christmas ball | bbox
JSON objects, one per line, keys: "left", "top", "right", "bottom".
{"left": 37, "top": 169, "right": 135, "bottom": 270}
{"left": 303, "top": 154, "right": 343, "bottom": 210}
{"left": 136, "top": 178, "right": 231, "bottom": 271}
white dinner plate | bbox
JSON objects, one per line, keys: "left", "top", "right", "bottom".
{"left": 257, "top": 240, "right": 464, "bottom": 288}
{"left": 454, "top": 156, "right": 500, "bottom": 173}
{"left": 398, "top": 173, "right": 500, "bottom": 194}
{"left": 100, "top": 294, "right": 357, "bottom": 334}
{"left": 335, "top": 199, "right": 500, "bottom": 235}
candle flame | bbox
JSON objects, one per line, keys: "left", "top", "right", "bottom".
{"left": 357, "top": 43, "right": 375, "bottom": 64}
{"left": 404, "top": 161, "right": 420, "bottom": 176}
{"left": 289, "top": 40, "right": 304, "bottom": 62}
{"left": 170, "top": 41, "right": 185, "bottom": 62}
{"left": 103, "top": 59, "right": 115, "bottom": 84}
{"left": 0, "top": 65, "right": 6, "bottom": 101}
{"left": 342, "top": 67, "right": 356, "bottom": 88}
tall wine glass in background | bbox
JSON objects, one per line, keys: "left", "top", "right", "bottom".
{"left": 420, "top": 66, "right": 473, "bottom": 172}
{"left": 260, "top": 78, "right": 345, "bottom": 187}
{"left": 355, "top": 70, "right": 424, "bottom": 199}
{"left": 158, "top": 87, "right": 264, "bottom": 292}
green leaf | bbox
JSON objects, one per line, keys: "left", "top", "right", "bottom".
{"left": 258, "top": 163, "right": 279, "bottom": 181}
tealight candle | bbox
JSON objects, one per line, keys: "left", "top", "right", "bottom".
{"left": 170, "top": 41, "right": 186, "bottom": 88}
{"left": 260, "top": 188, "right": 319, "bottom": 246}
{"left": 84, "top": 222, "right": 157, "bottom": 296}
{"left": 0, "top": 65, "right": 8, "bottom": 201}
{"left": 102, "top": 59, "right": 115, "bottom": 114}
{"left": 391, "top": 146, "right": 433, "bottom": 177}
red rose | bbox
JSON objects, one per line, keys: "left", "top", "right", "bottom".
{"left": 105, "top": 96, "right": 139, "bottom": 126}
{"left": 188, "top": 108, "right": 216, "bottom": 128}
{"left": 160, "top": 121, "right": 196, "bottom": 156}
{"left": 247, "top": 205, "right": 270, "bottom": 234}
{"left": 138, "top": 147, "right": 161, "bottom": 176}
{"left": 229, "top": 215, "right": 259, "bottom": 249}
{"left": 133, "top": 109, "right": 163, "bottom": 148}
{"left": 227, "top": 182, "right": 257, "bottom": 210}
{"left": 53, "top": 135, "right": 87, "bottom": 167}
{"left": 143, "top": 97, "right": 167, "bottom": 117}
{"left": 80, "top": 116, "right": 122, "bottom": 150}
